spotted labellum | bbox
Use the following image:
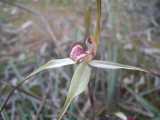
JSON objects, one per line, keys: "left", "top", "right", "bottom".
{"left": 70, "top": 36, "right": 97, "bottom": 63}
{"left": 69, "top": 43, "right": 87, "bottom": 62}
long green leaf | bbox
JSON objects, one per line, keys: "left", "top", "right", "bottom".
{"left": 26, "top": 58, "right": 75, "bottom": 79}
{"left": 57, "top": 62, "right": 91, "bottom": 120}
{"left": 89, "top": 60, "right": 148, "bottom": 72}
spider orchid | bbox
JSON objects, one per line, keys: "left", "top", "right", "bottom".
{"left": 0, "top": 0, "right": 148, "bottom": 120}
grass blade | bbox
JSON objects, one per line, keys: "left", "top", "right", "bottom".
{"left": 126, "top": 86, "right": 160, "bottom": 116}
{"left": 57, "top": 62, "right": 91, "bottom": 120}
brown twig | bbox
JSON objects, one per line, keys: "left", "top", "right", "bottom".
{"left": 1, "top": 81, "right": 43, "bottom": 101}
{"left": 0, "top": 75, "right": 33, "bottom": 112}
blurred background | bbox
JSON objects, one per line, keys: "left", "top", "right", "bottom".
{"left": 0, "top": 0, "right": 160, "bottom": 120}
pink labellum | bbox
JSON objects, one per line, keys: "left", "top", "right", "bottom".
{"left": 70, "top": 44, "right": 87, "bottom": 62}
